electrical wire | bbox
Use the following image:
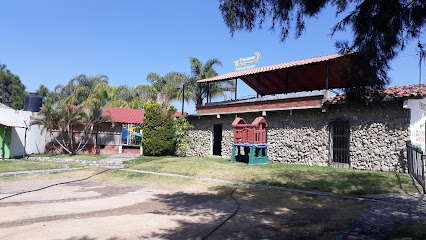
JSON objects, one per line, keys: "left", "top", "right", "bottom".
{"left": 202, "top": 188, "right": 240, "bottom": 240}
{"left": 0, "top": 169, "right": 110, "bottom": 201}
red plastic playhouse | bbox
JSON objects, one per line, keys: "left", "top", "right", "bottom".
{"left": 231, "top": 117, "right": 268, "bottom": 165}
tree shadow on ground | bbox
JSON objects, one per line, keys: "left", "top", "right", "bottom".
{"left": 138, "top": 185, "right": 370, "bottom": 240}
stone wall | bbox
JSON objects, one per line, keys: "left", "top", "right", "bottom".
{"left": 187, "top": 100, "right": 410, "bottom": 172}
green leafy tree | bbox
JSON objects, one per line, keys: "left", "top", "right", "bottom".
{"left": 76, "top": 105, "right": 115, "bottom": 153}
{"left": 146, "top": 72, "right": 189, "bottom": 105}
{"left": 219, "top": 0, "right": 425, "bottom": 97}
{"left": 55, "top": 74, "right": 109, "bottom": 105}
{"left": 81, "top": 83, "right": 149, "bottom": 109}
{"left": 147, "top": 58, "right": 235, "bottom": 107}
{"left": 36, "top": 85, "right": 49, "bottom": 99}
{"left": 174, "top": 115, "right": 194, "bottom": 156}
{"left": 131, "top": 84, "right": 158, "bottom": 103}
{"left": 31, "top": 104, "right": 113, "bottom": 154}
{"left": 186, "top": 57, "right": 235, "bottom": 106}
{"left": 142, "top": 100, "right": 177, "bottom": 156}
{"left": 0, "top": 64, "right": 27, "bottom": 109}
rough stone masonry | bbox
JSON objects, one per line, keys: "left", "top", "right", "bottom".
{"left": 187, "top": 100, "right": 410, "bottom": 172}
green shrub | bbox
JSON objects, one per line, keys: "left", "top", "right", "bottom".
{"left": 142, "top": 101, "right": 176, "bottom": 156}
{"left": 174, "top": 115, "right": 194, "bottom": 156}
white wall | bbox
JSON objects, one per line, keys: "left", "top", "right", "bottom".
{"left": 0, "top": 109, "right": 46, "bottom": 158}
{"left": 406, "top": 99, "right": 426, "bottom": 151}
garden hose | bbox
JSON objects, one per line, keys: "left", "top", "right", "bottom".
{"left": 202, "top": 188, "right": 241, "bottom": 240}
{"left": 0, "top": 169, "right": 110, "bottom": 201}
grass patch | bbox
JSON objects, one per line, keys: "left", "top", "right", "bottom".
{"left": 30, "top": 153, "right": 110, "bottom": 161}
{"left": 386, "top": 223, "right": 426, "bottom": 240}
{"left": 127, "top": 156, "right": 420, "bottom": 195}
{"left": 123, "top": 155, "right": 169, "bottom": 167}
{"left": 0, "top": 160, "right": 84, "bottom": 173}
{"left": 0, "top": 167, "right": 371, "bottom": 240}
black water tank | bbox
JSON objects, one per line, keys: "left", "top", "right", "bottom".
{"left": 24, "top": 93, "right": 42, "bottom": 112}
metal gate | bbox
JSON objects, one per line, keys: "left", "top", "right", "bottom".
{"left": 406, "top": 141, "right": 426, "bottom": 194}
{"left": 330, "top": 120, "right": 350, "bottom": 165}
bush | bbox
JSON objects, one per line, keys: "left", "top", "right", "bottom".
{"left": 174, "top": 115, "right": 194, "bottom": 156}
{"left": 142, "top": 101, "right": 176, "bottom": 156}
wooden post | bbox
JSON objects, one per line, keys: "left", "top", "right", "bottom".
{"left": 206, "top": 83, "right": 210, "bottom": 103}
{"left": 256, "top": 75, "right": 260, "bottom": 98}
{"left": 286, "top": 71, "right": 289, "bottom": 93}
{"left": 326, "top": 63, "right": 329, "bottom": 90}
{"left": 234, "top": 79, "right": 237, "bottom": 100}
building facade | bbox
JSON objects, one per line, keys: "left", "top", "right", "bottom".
{"left": 186, "top": 52, "right": 424, "bottom": 172}
{"left": 187, "top": 97, "right": 411, "bottom": 172}
{"left": 0, "top": 106, "right": 46, "bottom": 158}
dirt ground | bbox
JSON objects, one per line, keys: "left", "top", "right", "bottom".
{"left": 0, "top": 169, "right": 370, "bottom": 240}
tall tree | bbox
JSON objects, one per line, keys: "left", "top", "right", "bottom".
{"left": 0, "top": 64, "right": 27, "bottom": 109}
{"left": 31, "top": 104, "right": 113, "bottom": 154}
{"left": 146, "top": 58, "right": 235, "bottom": 107}
{"left": 55, "top": 74, "right": 109, "bottom": 105}
{"left": 36, "top": 85, "right": 49, "bottom": 99}
{"left": 131, "top": 84, "right": 158, "bottom": 106}
{"left": 186, "top": 57, "right": 235, "bottom": 106}
{"left": 146, "top": 72, "right": 189, "bottom": 105}
{"left": 142, "top": 100, "right": 177, "bottom": 156}
{"left": 81, "top": 83, "right": 149, "bottom": 109}
{"left": 219, "top": 0, "right": 425, "bottom": 96}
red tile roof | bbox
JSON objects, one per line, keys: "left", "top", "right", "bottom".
{"left": 72, "top": 106, "right": 185, "bottom": 124}
{"left": 327, "top": 84, "right": 426, "bottom": 103}
{"left": 197, "top": 52, "right": 356, "bottom": 83}
{"left": 102, "top": 107, "right": 186, "bottom": 124}
{"left": 102, "top": 107, "right": 145, "bottom": 124}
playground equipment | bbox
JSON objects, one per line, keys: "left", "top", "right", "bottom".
{"left": 121, "top": 124, "right": 142, "bottom": 146}
{"left": 231, "top": 117, "right": 268, "bottom": 165}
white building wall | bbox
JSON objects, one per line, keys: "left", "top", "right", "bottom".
{"left": 0, "top": 109, "right": 46, "bottom": 158}
{"left": 406, "top": 99, "right": 426, "bottom": 151}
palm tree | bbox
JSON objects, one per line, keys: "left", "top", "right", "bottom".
{"left": 146, "top": 72, "right": 189, "bottom": 105}
{"left": 75, "top": 105, "right": 114, "bottom": 153}
{"left": 30, "top": 104, "right": 74, "bottom": 154}
{"left": 55, "top": 74, "right": 109, "bottom": 105}
{"left": 186, "top": 57, "right": 235, "bottom": 106}
{"left": 31, "top": 104, "right": 113, "bottom": 154}
{"left": 131, "top": 84, "right": 158, "bottom": 102}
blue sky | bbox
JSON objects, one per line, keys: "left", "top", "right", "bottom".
{"left": 1, "top": 0, "right": 424, "bottom": 113}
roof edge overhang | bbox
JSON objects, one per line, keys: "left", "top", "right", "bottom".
{"left": 197, "top": 52, "right": 357, "bottom": 84}
{"left": 0, "top": 121, "right": 26, "bottom": 128}
{"left": 204, "top": 90, "right": 328, "bottom": 107}
{"left": 189, "top": 105, "right": 322, "bottom": 117}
